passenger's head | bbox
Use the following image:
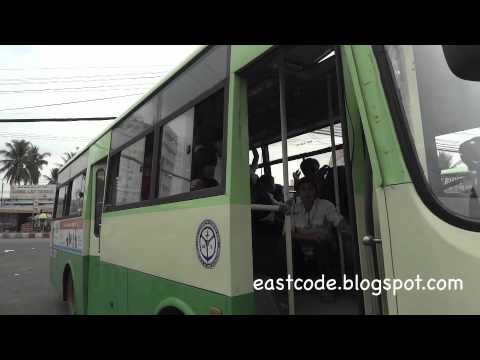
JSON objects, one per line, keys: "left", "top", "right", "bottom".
{"left": 460, "top": 137, "right": 480, "bottom": 170}
{"left": 257, "top": 175, "right": 275, "bottom": 193}
{"left": 297, "top": 177, "right": 317, "bottom": 205}
{"left": 300, "top": 158, "right": 320, "bottom": 178}
{"left": 193, "top": 145, "right": 218, "bottom": 179}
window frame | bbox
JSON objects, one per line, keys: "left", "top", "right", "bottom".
{"left": 67, "top": 172, "right": 86, "bottom": 218}
{"left": 104, "top": 54, "right": 230, "bottom": 213}
{"left": 53, "top": 184, "right": 67, "bottom": 219}
{"left": 53, "top": 169, "right": 87, "bottom": 220}
{"left": 104, "top": 131, "right": 155, "bottom": 210}
{"left": 109, "top": 45, "right": 228, "bottom": 153}
{"left": 258, "top": 144, "right": 344, "bottom": 170}
{"left": 373, "top": 45, "right": 480, "bottom": 232}
{"left": 94, "top": 167, "right": 106, "bottom": 237}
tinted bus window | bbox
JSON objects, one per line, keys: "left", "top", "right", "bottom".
{"left": 111, "top": 96, "right": 159, "bottom": 151}
{"left": 107, "top": 132, "right": 154, "bottom": 207}
{"left": 157, "top": 88, "right": 224, "bottom": 198}
{"left": 94, "top": 169, "right": 105, "bottom": 237}
{"left": 158, "top": 108, "right": 195, "bottom": 197}
{"left": 158, "top": 46, "right": 228, "bottom": 121}
{"left": 55, "top": 185, "right": 67, "bottom": 218}
{"left": 69, "top": 174, "right": 86, "bottom": 217}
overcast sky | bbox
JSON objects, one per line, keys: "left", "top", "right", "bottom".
{"left": 0, "top": 45, "right": 200, "bottom": 196}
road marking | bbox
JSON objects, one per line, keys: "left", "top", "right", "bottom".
{"left": 4, "top": 250, "right": 15, "bottom": 253}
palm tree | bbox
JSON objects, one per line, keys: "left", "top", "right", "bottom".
{"left": 27, "top": 145, "right": 50, "bottom": 185}
{"left": 44, "top": 168, "right": 59, "bottom": 184}
{"left": 0, "top": 140, "right": 33, "bottom": 185}
{"left": 56, "top": 151, "right": 77, "bottom": 168}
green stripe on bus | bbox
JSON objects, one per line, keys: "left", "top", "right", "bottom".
{"left": 86, "top": 256, "right": 255, "bottom": 315}
{"left": 348, "top": 45, "right": 410, "bottom": 186}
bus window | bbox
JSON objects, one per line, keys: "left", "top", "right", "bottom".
{"left": 268, "top": 126, "right": 343, "bottom": 159}
{"left": 157, "top": 88, "right": 224, "bottom": 198}
{"left": 106, "top": 132, "right": 154, "bottom": 207}
{"left": 111, "top": 97, "right": 157, "bottom": 152}
{"left": 94, "top": 169, "right": 105, "bottom": 237}
{"left": 257, "top": 126, "right": 344, "bottom": 187}
{"left": 55, "top": 185, "right": 67, "bottom": 218}
{"left": 158, "top": 108, "right": 195, "bottom": 197}
{"left": 158, "top": 46, "right": 228, "bottom": 121}
{"left": 386, "top": 45, "right": 480, "bottom": 220}
{"left": 68, "top": 173, "right": 86, "bottom": 217}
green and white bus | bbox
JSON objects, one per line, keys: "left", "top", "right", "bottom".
{"left": 50, "top": 45, "right": 480, "bottom": 315}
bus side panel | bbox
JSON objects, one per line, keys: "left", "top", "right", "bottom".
{"left": 100, "top": 200, "right": 233, "bottom": 296}
{"left": 127, "top": 268, "right": 248, "bottom": 315}
{"left": 85, "top": 257, "right": 253, "bottom": 315}
{"left": 385, "top": 183, "right": 480, "bottom": 314}
{"left": 50, "top": 218, "right": 89, "bottom": 314}
{"left": 85, "top": 256, "right": 127, "bottom": 314}
{"left": 349, "top": 45, "right": 480, "bottom": 314}
{"left": 86, "top": 255, "right": 107, "bottom": 314}
{"left": 49, "top": 249, "right": 87, "bottom": 314}
{"left": 99, "top": 199, "right": 255, "bottom": 315}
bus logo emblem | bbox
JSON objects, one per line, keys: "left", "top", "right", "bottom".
{"left": 196, "top": 220, "right": 220, "bottom": 269}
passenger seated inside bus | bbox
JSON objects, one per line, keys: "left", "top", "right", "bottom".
{"left": 252, "top": 175, "right": 285, "bottom": 225}
{"left": 289, "top": 177, "right": 349, "bottom": 278}
{"left": 190, "top": 144, "right": 220, "bottom": 191}
{"left": 293, "top": 158, "right": 350, "bottom": 223}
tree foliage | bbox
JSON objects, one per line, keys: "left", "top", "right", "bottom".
{"left": 43, "top": 167, "right": 59, "bottom": 185}
{"left": 0, "top": 140, "right": 51, "bottom": 185}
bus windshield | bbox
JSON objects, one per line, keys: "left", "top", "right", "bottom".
{"left": 386, "top": 45, "right": 480, "bottom": 221}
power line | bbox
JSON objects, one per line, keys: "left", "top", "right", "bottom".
{"left": 2, "top": 87, "right": 150, "bottom": 95}
{"left": 0, "top": 64, "right": 175, "bottom": 71}
{"left": 0, "top": 93, "right": 143, "bottom": 112}
{"left": 0, "top": 83, "right": 152, "bottom": 94}
{"left": 0, "top": 127, "right": 112, "bottom": 140}
{"left": 0, "top": 129, "right": 110, "bottom": 139}
{"left": 0, "top": 136, "right": 92, "bottom": 142}
{"left": 0, "top": 75, "right": 166, "bottom": 86}
{"left": 0, "top": 70, "right": 168, "bottom": 82}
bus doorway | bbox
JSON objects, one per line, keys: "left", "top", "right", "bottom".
{"left": 240, "top": 45, "right": 371, "bottom": 314}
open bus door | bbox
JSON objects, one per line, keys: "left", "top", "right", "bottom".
{"left": 90, "top": 161, "right": 106, "bottom": 255}
{"left": 86, "top": 160, "right": 106, "bottom": 313}
{"left": 242, "top": 45, "right": 384, "bottom": 314}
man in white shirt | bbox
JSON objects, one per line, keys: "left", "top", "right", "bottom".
{"left": 289, "top": 177, "right": 349, "bottom": 277}
{"left": 292, "top": 178, "right": 346, "bottom": 237}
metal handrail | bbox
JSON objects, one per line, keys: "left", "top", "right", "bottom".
{"left": 251, "top": 204, "right": 282, "bottom": 212}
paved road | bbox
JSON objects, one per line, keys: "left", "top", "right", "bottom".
{"left": 0, "top": 237, "right": 68, "bottom": 315}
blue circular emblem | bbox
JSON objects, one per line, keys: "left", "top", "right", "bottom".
{"left": 196, "top": 220, "right": 220, "bottom": 269}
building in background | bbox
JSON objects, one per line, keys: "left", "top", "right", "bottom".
{"left": 0, "top": 184, "right": 55, "bottom": 232}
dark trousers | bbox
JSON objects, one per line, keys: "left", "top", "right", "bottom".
{"left": 293, "top": 236, "right": 338, "bottom": 279}
{"left": 252, "top": 221, "right": 285, "bottom": 279}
